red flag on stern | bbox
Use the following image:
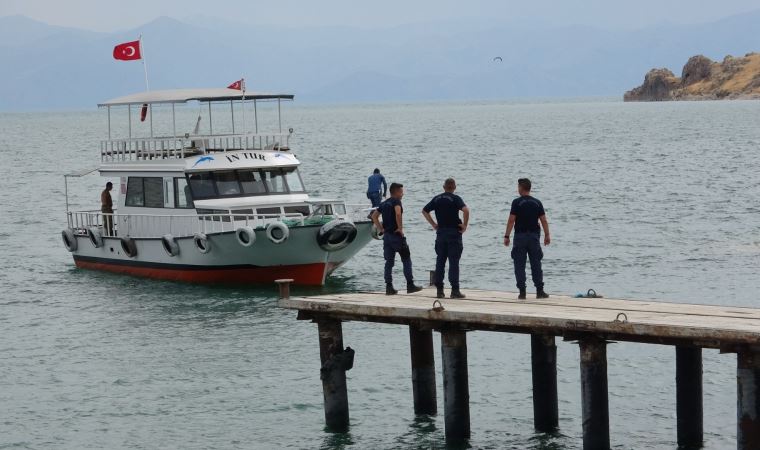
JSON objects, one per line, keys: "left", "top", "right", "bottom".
{"left": 227, "top": 79, "right": 244, "bottom": 90}
{"left": 113, "top": 40, "right": 142, "bottom": 61}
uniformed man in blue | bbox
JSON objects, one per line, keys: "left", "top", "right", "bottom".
{"left": 371, "top": 182, "right": 424, "bottom": 295}
{"left": 422, "top": 178, "right": 470, "bottom": 299}
{"left": 503, "top": 178, "right": 551, "bottom": 299}
{"left": 366, "top": 168, "right": 388, "bottom": 208}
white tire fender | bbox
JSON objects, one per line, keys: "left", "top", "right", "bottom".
{"left": 266, "top": 222, "right": 289, "bottom": 244}
{"left": 236, "top": 226, "right": 257, "bottom": 247}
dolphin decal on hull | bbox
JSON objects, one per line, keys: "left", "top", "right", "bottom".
{"left": 192, "top": 156, "right": 215, "bottom": 168}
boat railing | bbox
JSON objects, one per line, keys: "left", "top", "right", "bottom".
{"left": 67, "top": 210, "right": 306, "bottom": 238}
{"left": 100, "top": 132, "right": 292, "bottom": 162}
{"left": 346, "top": 203, "right": 375, "bottom": 222}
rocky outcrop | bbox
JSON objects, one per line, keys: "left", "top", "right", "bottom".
{"left": 624, "top": 53, "right": 760, "bottom": 101}
{"left": 623, "top": 68, "right": 680, "bottom": 101}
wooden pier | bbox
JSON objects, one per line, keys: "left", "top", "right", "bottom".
{"left": 275, "top": 279, "right": 760, "bottom": 449}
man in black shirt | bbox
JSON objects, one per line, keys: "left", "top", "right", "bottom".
{"left": 371, "top": 182, "right": 423, "bottom": 295}
{"left": 503, "top": 178, "right": 551, "bottom": 299}
{"left": 422, "top": 178, "right": 470, "bottom": 299}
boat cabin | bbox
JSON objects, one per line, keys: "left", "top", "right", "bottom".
{"left": 66, "top": 88, "right": 357, "bottom": 238}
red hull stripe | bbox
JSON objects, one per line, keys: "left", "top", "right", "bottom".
{"left": 73, "top": 256, "right": 328, "bottom": 285}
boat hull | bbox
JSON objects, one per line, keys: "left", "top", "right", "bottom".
{"left": 68, "top": 221, "right": 375, "bottom": 286}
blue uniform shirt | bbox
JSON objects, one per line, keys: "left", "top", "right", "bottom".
{"left": 510, "top": 195, "right": 545, "bottom": 234}
{"left": 379, "top": 197, "right": 402, "bottom": 233}
{"left": 423, "top": 192, "right": 466, "bottom": 230}
{"left": 367, "top": 173, "right": 387, "bottom": 196}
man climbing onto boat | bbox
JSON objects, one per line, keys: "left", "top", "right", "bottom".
{"left": 422, "top": 178, "right": 469, "bottom": 299}
{"left": 101, "top": 181, "right": 114, "bottom": 236}
{"left": 503, "top": 178, "right": 550, "bottom": 299}
{"left": 366, "top": 168, "right": 388, "bottom": 208}
{"left": 371, "top": 182, "right": 423, "bottom": 295}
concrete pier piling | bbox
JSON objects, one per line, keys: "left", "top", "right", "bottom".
{"left": 737, "top": 347, "right": 760, "bottom": 450}
{"left": 531, "top": 334, "right": 559, "bottom": 432}
{"left": 409, "top": 325, "right": 437, "bottom": 415}
{"left": 317, "top": 319, "right": 350, "bottom": 432}
{"left": 281, "top": 286, "right": 760, "bottom": 448}
{"left": 675, "top": 346, "right": 703, "bottom": 448}
{"left": 579, "top": 337, "right": 610, "bottom": 450}
{"left": 441, "top": 328, "right": 470, "bottom": 442}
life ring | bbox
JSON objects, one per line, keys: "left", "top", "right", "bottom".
{"left": 317, "top": 219, "right": 358, "bottom": 251}
{"left": 61, "top": 229, "right": 78, "bottom": 252}
{"left": 236, "top": 226, "right": 257, "bottom": 247}
{"left": 120, "top": 237, "right": 138, "bottom": 258}
{"left": 370, "top": 225, "right": 384, "bottom": 240}
{"left": 194, "top": 232, "right": 211, "bottom": 254}
{"left": 162, "top": 234, "right": 180, "bottom": 257}
{"left": 87, "top": 227, "right": 103, "bottom": 248}
{"left": 266, "top": 222, "right": 289, "bottom": 244}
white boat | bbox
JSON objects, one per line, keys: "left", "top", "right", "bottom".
{"left": 62, "top": 88, "right": 377, "bottom": 285}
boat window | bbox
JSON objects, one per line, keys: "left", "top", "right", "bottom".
{"left": 163, "top": 178, "right": 175, "bottom": 208}
{"left": 144, "top": 178, "right": 164, "bottom": 208}
{"left": 257, "top": 207, "right": 281, "bottom": 216}
{"left": 332, "top": 204, "right": 346, "bottom": 215}
{"left": 238, "top": 170, "right": 267, "bottom": 194}
{"left": 284, "top": 205, "right": 310, "bottom": 216}
{"left": 263, "top": 170, "right": 288, "bottom": 193}
{"left": 187, "top": 172, "right": 216, "bottom": 199}
{"left": 284, "top": 168, "right": 305, "bottom": 192}
{"left": 215, "top": 171, "right": 241, "bottom": 196}
{"left": 125, "top": 176, "right": 164, "bottom": 208}
{"left": 174, "top": 178, "right": 194, "bottom": 209}
{"left": 125, "top": 177, "right": 144, "bottom": 207}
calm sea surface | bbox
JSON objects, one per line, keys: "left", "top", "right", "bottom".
{"left": 1, "top": 99, "right": 759, "bottom": 449}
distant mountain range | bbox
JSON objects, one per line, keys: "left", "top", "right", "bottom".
{"left": 1, "top": 12, "right": 760, "bottom": 111}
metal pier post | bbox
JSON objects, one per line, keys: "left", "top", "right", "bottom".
{"left": 738, "top": 347, "right": 760, "bottom": 449}
{"left": 579, "top": 337, "right": 610, "bottom": 450}
{"left": 318, "top": 319, "right": 350, "bottom": 432}
{"left": 675, "top": 346, "right": 703, "bottom": 448}
{"left": 531, "top": 334, "right": 559, "bottom": 432}
{"left": 409, "top": 325, "right": 437, "bottom": 415}
{"left": 441, "top": 329, "right": 470, "bottom": 442}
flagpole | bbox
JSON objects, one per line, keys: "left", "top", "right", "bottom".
{"left": 241, "top": 77, "right": 246, "bottom": 137}
{"left": 139, "top": 34, "right": 149, "bottom": 91}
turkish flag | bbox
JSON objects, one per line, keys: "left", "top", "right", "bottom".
{"left": 227, "top": 79, "right": 243, "bottom": 90}
{"left": 113, "top": 40, "right": 142, "bottom": 61}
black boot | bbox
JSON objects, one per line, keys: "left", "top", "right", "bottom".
{"left": 436, "top": 286, "right": 445, "bottom": 298}
{"left": 450, "top": 289, "right": 466, "bottom": 299}
{"left": 386, "top": 284, "right": 398, "bottom": 295}
{"left": 518, "top": 288, "right": 527, "bottom": 300}
{"left": 407, "top": 283, "right": 423, "bottom": 294}
{"left": 536, "top": 288, "right": 549, "bottom": 299}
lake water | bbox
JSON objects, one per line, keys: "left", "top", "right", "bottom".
{"left": 1, "top": 98, "right": 759, "bottom": 449}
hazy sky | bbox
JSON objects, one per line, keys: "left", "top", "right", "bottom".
{"left": 2, "top": 0, "right": 759, "bottom": 31}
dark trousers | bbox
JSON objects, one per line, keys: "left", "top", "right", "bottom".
{"left": 367, "top": 191, "right": 382, "bottom": 208}
{"left": 384, "top": 233, "right": 413, "bottom": 285}
{"left": 434, "top": 228, "right": 463, "bottom": 289}
{"left": 511, "top": 232, "right": 543, "bottom": 290}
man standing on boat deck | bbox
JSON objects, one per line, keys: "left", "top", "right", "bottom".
{"left": 422, "top": 178, "right": 469, "bottom": 299}
{"left": 367, "top": 168, "right": 388, "bottom": 208}
{"left": 503, "top": 178, "right": 550, "bottom": 299}
{"left": 371, "top": 182, "right": 423, "bottom": 295}
{"left": 101, "top": 181, "right": 114, "bottom": 236}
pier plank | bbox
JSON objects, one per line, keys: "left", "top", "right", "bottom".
{"left": 280, "top": 288, "right": 760, "bottom": 347}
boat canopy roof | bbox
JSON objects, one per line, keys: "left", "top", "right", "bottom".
{"left": 98, "top": 88, "right": 295, "bottom": 107}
